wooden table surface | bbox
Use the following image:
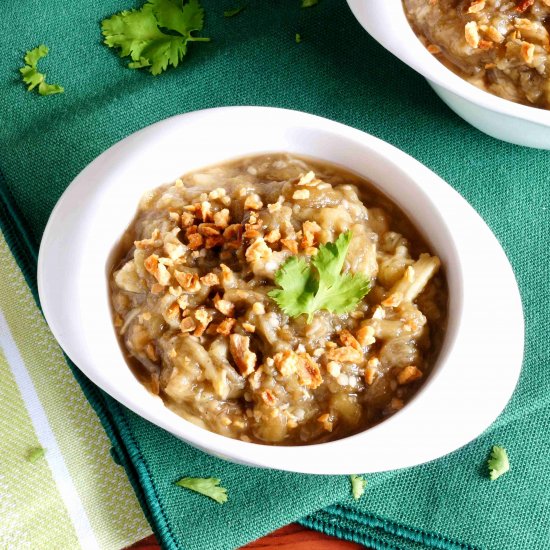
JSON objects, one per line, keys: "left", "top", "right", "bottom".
{"left": 129, "top": 524, "right": 365, "bottom": 549}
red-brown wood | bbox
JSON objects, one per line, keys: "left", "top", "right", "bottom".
{"left": 128, "top": 524, "right": 366, "bottom": 549}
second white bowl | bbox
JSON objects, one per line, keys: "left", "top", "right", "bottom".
{"left": 348, "top": 0, "right": 550, "bottom": 149}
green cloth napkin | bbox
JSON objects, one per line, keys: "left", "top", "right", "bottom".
{"left": 1, "top": 1, "right": 549, "bottom": 549}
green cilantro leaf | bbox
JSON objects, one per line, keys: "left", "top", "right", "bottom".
{"left": 302, "top": 0, "right": 319, "bottom": 7}
{"left": 295, "top": 33, "right": 302, "bottom": 43}
{"left": 350, "top": 474, "right": 367, "bottom": 500}
{"left": 224, "top": 5, "right": 246, "bottom": 17}
{"left": 269, "top": 231, "right": 371, "bottom": 322}
{"left": 175, "top": 477, "right": 228, "bottom": 503}
{"left": 101, "top": 0, "right": 210, "bottom": 76}
{"left": 488, "top": 446, "right": 509, "bottom": 480}
{"left": 20, "top": 46, "right": 64, "bottom": 96}
{"left": 27, "top": 446, "right": 46, "bottom": 463}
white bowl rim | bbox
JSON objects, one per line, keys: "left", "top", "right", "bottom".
{"left": 347, "top": 0, "right": 550, "bottom": 126}
{"left": 37, "top": 106, "right": 524, "bottom": 474}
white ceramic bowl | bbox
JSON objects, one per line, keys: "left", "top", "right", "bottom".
{"left": 38, "top": 107, "right": 523, "bottom": 474}
{"left": 347, "top": 0, "right": 550, "bottom": 149}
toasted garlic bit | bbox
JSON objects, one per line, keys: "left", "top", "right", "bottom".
{"left": 274, "top": 350, "right": 299, "bottom": 377}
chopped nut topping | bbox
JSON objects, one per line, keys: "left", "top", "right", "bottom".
{"left": 273, "top": 350, "right": 299, "bottom": 377}
{"left": 280, "top": 238, "right": 298, "bottom": 255}
{"left": 135, "top": 229, "right": 161, "bottom": 249}
{"left": 296, "top": 353, "right": 323, "bottom": 389}
{"left": 339, "top": 329, "right": 362, "bottom": 352}
{"left": 264, "top": 228, "right": 281, "bottom": 243}
{"left": 187, "top": 233, "right": 204, "bottom": 250}
{"left": 365, "top": 366, "right": 377, "bottom": 385}
{"left": 151, "top": 283, "right": 164, "bottom": 294}
{"left": 242, "top": 322, "right": 256, "bottom": 333}
{"left": 200, "top": 273, "right": 219, "bottom": 286}
{"left": 267, "top": 197, "right": 284, "bottom": 212}
{"left": 292, "top": 189, "right": 310, "bottom": 200}
{"left": 180, "top": 212, "right": 195, "bottom": 227}
{"left": 245, "top": 238, "right": 272, "bottom": 263}
{"left": 327, "top": 361, "right": 341, "bottom": 377}
{"left": 325, "top": 346, "right": 363, "bottom": 363}
{"left": 174, "top": 271, "right": 201, "bottom": 292}
{"left": 144, "top": 254, "right": 171, "bottom": 286}
{"left": 252, "top": 302, "right": 265, "bottom": 315}
{"left": 356, "top": 325, "right": 376, "bottom": 347}
{"left": 467, "top": 0, "right": 485, "bottom": 13}
{"left": 297, "top": 171, "right": 319, "bottom": 186}
{"left": 244, "top": 194, "right": 263, "bottom": 210}
{"left": 301, "top": 220, "right": 321, "bottom": 248}
{"left": 214, "top": 294, "right": 235, "bottom": 317}
{"left": 180, "top": 316, "right": 196, "bottom": 333}
{"left": 229, "top": 334, "right": 257, "bottom": 376}
{"left": 198, "top": 223, "right": 221, "bottom": 237}
{"left": 199, "top": 201, "right": 211, "bottom": 221}
{"left": 213, "top": 209, "right": 230, "bottom": 228}
{"left": 193, "top": 308, "right": 213, "bottom": 337}
{"left": 397, "top": 366, "right": 423, "bottom": 385}
{"left": 216, "top": 317, "right": 236, "bottom": 336}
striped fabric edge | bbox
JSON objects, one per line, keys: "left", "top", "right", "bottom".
{"left": 0, "top": 230, "right": 152, "bottom": 550}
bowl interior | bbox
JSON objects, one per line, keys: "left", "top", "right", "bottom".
{"left": 38, "top": 107, "right": 523, "bottom": 474}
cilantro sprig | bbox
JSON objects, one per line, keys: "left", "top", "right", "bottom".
{"left": 20, "top": 46, "right": 64, "bottom": 96}
{"left": 488, "top": 446, "right": 509, "bottom": 480}
{"left": 269, "top": 231, "right": 371, "bottom": 322}
{"left": 176, "top": 476, "right": 228, "bottom": 503}
{"left": 101, "top": 0, "right": 210, "bottom": 75}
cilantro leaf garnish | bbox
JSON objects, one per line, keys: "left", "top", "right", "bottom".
{"left": 27, "top": 446, "right": 46, "bottom": 463}
{"left": 224, "top": 5, "right": 246, "bottom": 17}
{"left": 101, "top": 0, "right": 210, "bottom": 76}
{"left": 175, "top": 476, "right": 228, "bottom": 503}
{"left": 350, "top": 474, "right": 367, "bottom": 500}
{"left": 269, "top": 231, "right": 371, "bottom": 322}
{"left": 295, "top": 33, "right": 302, "bottom": 43}
{"left": 488, "top": 446, "right": 509, "bottom": 480}
{"left": 20, "top": 46, "right": 64, "bottom": 96}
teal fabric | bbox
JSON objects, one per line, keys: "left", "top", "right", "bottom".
{"left": 1, "top": 1, "right": 549, "bottom": 549}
